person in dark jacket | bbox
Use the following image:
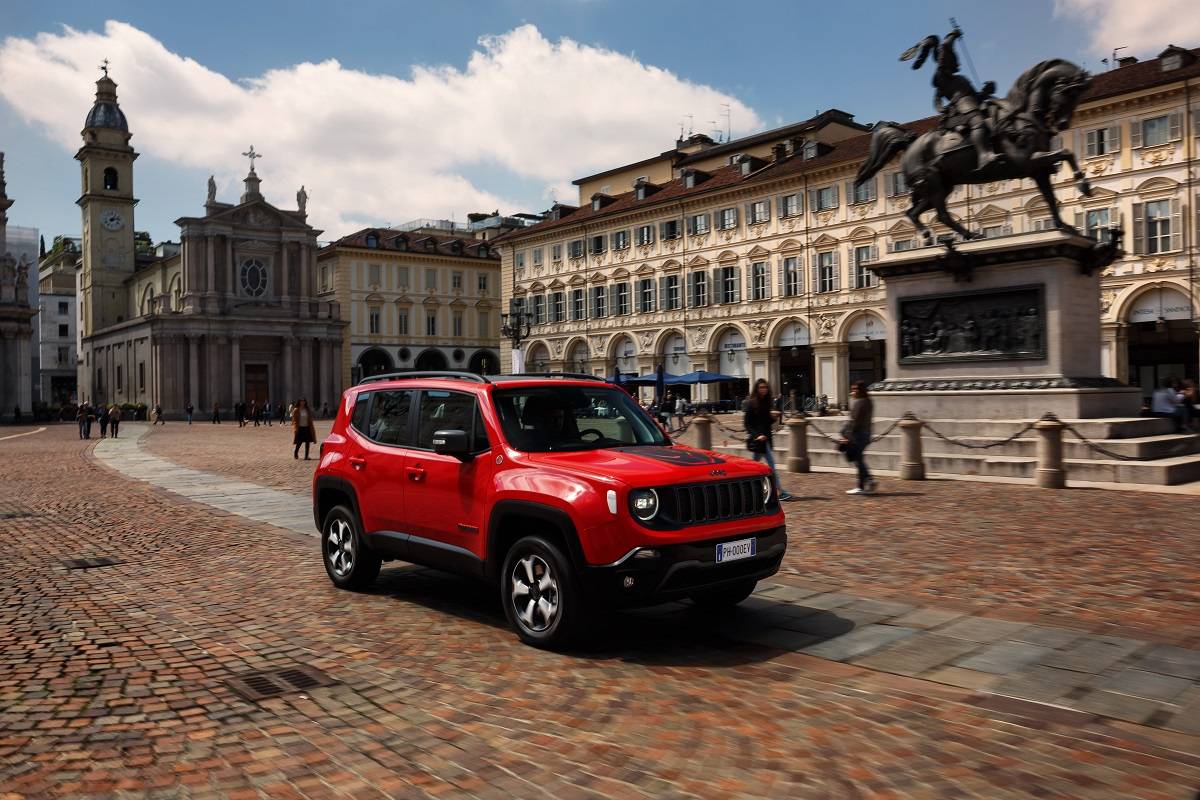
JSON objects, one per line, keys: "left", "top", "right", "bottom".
{"left": 744, "top": 378, "right": 793, "bottom": 501}
{"left": 840, "top": 381, "right": 877, "bottom": 495}
{"left": 108, "top": 405, "right": 122, "bottom": 438}
{"left": 292, "top": 398, "right": 318, "bottom": 460}
{"left": 97, "top": 404, "right": 110, "bottom": 438}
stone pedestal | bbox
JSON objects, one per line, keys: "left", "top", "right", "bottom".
{"left": 870, "top": 230, "right": 1139, "bottom": 420}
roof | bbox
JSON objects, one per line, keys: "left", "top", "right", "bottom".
{"left": 499, "top": 45, "right": 1200, "bottom": 243}
{"left": 323, "top": 228, "right": 499, "bottom": 261}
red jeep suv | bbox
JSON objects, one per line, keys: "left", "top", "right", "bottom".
{"left": 313, "top": 371, "right": 787, "bottom": 648}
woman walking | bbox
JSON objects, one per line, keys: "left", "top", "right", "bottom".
{"left": 840, "top": 381, "right": 877, "bottom": 495}
{"left": 743, "top": 379, "right": 793, "bottom": 501}
{"left": 292, "top": 398, "right": 317, "bottom": 460}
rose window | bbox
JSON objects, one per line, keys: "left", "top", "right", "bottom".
{"left": 240, "top": 258, "right": 268, "bottom": 297}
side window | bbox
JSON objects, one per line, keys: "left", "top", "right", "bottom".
{"left": 350, "top": 393, "right": 371, "bottom": 433}
{"left": 366, "top": 390, "right": 413, "bottom": 446}
{"left": 473, "top": 406, "right": 491, "bottom": 452}
{"left": 416, "top": 390, "right": 476, "bottom": 449}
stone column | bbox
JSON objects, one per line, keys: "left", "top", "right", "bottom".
{"left": 693, "top": 414, "right": 713, "bottom": 451}
{"left": 225, "top": 236, "right": 234, "bottom": 299}
{"left": 208, "top": 336, "right": 223, "bottom": 408}
{"left": 319, "top": 338, "right": 332, "bottom": 410}
{"left": 205, "top": 236, "right": 215, "bottom": 298}
{"left": 299, "top": 244, "right": 310, "bottom": 318}
{"left": 188, "top": 335, "right": 200, "bottom": 410}
{"left": 230, "top": 336, "right": 241, "bottom": 403}
{"left": 300, "top": 338, "right": 314, "bottom": 401}
{"left": 898, "top": 413, "right": 926, "bottom": 480}
{"left": 282, "top": 337, "right": 295, "bottom": 403}
{"left": 785, "top": 417, "right": 810, "bottom": 473}
{"left": 281, "top": 241, "right": 291, "bottom": 303}
{"left": 1034, "top": 413, "right": 1067, "bottom": 489}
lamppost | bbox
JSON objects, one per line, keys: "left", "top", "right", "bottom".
{"left": 501, "top": 298, "right": 532, "bottom": 373}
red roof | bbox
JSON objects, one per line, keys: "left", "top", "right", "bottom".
{"left": 325, "top": 228, "right": 498, "bottom": 261}
{"left": 499, "top": 45, "right": 1199, "bottom": 243}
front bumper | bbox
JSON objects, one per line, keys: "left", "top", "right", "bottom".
{"left": 582, "top": 525, "right": 786, "bottom": 607}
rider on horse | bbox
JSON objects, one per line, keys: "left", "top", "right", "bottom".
{"left": 909, "top": 28, "right": 1002, "bottom": 172}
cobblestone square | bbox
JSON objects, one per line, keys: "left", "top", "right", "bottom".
{"left": 2, "top": 422, "right": 1199, "bottom": 798}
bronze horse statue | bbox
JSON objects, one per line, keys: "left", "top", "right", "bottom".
{"left": 857, "top": 59, "right": 1094, "bottom": 245}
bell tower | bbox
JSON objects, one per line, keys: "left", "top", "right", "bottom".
{"left": 76, "top": 64, "right": 138, "bottom": 338}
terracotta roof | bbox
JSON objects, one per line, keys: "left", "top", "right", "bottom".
{"left": 1081, "top": 46, "right": 1200, "bottom": 102}
{"left": 325, "top": 228, "right": 498, "bottom": 261}
{"left": 500, "top": 45, "right": 1199, "bottom": 242}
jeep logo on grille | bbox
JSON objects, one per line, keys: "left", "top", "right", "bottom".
{"left": 710, "top": 469, "right": 726, "bottom": 476}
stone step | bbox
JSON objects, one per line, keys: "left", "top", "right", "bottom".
{"left": 715, "top": 444, "right": 1200, "bottom": 486}
{"left": 789, "top": 416, "right": 1177, "bottom": 440}
{"left": 764, "top": 430, "right": 1200, "bottom": 461}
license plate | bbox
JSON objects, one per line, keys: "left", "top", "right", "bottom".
{"left": 715, "top": 537, "right": 756, "bottom": 563}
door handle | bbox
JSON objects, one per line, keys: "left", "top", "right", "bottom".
{"left": 406, "top": 466, "right": 426, "bottom": 482}
{"left": 349, "top": 456, "right": 367, "bottom": 470}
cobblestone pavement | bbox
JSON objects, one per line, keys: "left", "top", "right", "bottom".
{"left": 2, "top": 424, "right": 1199, "bottom": 798}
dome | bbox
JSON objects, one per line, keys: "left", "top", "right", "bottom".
{"left": 84, "top": 76, "right": 129, "bottom": 133}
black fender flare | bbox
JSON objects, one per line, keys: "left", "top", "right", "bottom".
{"left": 486, "top": 500, "right": 587, "bottom": 582}
{"left": 313, "top": 475, "right": 363, "bottom": 535}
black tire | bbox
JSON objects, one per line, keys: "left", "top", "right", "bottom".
{"left": 690, "top": 578, "right": 758, "bottom": 609}
{"left": 500, "top": 535, "right": 587, "bottom": 649}
{"left": 321, "top": 505, "right": 381, "bottom": 591}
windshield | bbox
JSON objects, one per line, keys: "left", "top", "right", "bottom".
{"left": 493, "top": 385, "right": 670, "bottom": 452}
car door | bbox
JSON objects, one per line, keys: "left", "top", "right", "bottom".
{"left": 351, "top": 389, "right": 415, "bottom": 556}
{"left": 403, "top": 389, "right": 494, "bottom": 573}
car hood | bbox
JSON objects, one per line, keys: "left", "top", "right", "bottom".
{"left": 518, "top": 444, "right": 769, "bottom": 486}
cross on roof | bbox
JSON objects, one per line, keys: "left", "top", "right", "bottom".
{"left": 99, "top": 59, "right": 109, "bottom": 77}
{"left": 242, "top": 145, "right": 262, "bottom": 172}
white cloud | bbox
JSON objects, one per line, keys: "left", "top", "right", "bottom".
{"left": 1054, "top": 0, "right": 1200, "bottom": 58}
{"left": 0, "top": 21, "right": 760, "bottom": 238}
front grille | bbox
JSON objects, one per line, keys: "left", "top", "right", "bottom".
{"left": 664, "top": 478, "right": 766, "bottom": 525}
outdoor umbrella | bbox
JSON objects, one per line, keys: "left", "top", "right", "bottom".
{"left": 670, "top": 370, "right": 740, "bottom": 384}
{"left": 654, "top": 363, "right": 666, "bottom": 405}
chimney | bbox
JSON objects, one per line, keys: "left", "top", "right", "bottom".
{"left": 1117, "top": 55, "right": 1138, "bottom": 67}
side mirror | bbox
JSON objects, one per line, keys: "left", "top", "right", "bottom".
{"left": 432, "top": 429, "right": 472, "bottom": 460}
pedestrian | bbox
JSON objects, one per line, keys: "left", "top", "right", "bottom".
{"left": 211, "top": 402, "right": 221, "bottom": 424}
{"left": 292, "top": 398, "right": 317, "bottom": 460}
{"left": 675, "top": 396, "right": 689, "bottom": 431}
{"left": 251, "top": 401, "right": 260, "bottom": 427}
{"left": 743, "top": 378, "right": 793, "bottom": 501}
{"left": 320, "top": 401, "right": 330, "bottom": 419}
{"left": 108, "top": 404, "right": 122, "bottom": 438}
{"left": 152, "top": 403, "right": 165, "bottom": 425}
{"left": 1181, "top": 380, "right": 1199, "bottom": 432}
{"left": 277, "top": 401, "right": 286, "bottom": 427}
{"left": 1151, "top": 379, "right": 1186, "bottom": 433}
{"left": 840, "top": 381, "right": 876, "bottom": 495}
{"left": 76, "top": 403, "right": 89, "bottom": 440}
{"left": 661, "top": 391, "right": 676, "bottom": 431}
{"left": 12, "top": 405, "right": 21, "bottom": 424}
{"left": 98, "top": 404, "right": 110, "bottom": 438}
{"left": 186, "top": 401, "right": 194, "bottom": 425}
{"left": 263, "top": 398, "right": 272, "bottom": 427}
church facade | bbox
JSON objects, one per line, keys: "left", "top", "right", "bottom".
{"left": 76, "top": 73, "right": 346, "bottom": 416}
{"left": 0, "top": 153, "right": 37, "bottom": 420}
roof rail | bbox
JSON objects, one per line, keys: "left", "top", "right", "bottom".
{"left": 504, "top": 372, "right": 607, "bottom": 382}
{"left": 357, "top": 371, "right": 490, "bottom": 386}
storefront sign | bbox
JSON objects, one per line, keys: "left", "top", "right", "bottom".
{"left": 1129, "top": 288, "right": 1191, "bottom": 322}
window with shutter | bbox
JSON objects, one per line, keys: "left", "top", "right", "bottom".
{"left": 1168, "top": 111, "right": 1183, "bottom": 142}
{"left": 783, "top": 256, "right": 801, "bottom": 296}
{"left": 1169, "top": 198, "right": 1182, "bottom": 251}
{"left": 1142, "top": 115, "right": 1171, "bottom": 147}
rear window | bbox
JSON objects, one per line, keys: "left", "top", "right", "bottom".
{"left": 365, "top": 390, "right": 413, "bottom": 446}
{"left": 350, "top": 393, "right": 371, "bottom": 433}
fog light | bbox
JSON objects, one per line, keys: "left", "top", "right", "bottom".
{"left": 633, "top": 549, "right": 660, "bottom": 559}
{"left": 623, "top": 576, "right": 636, "bottom": 588}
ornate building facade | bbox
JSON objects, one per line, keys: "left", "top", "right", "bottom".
{"left": 75, "top": 72, "right": 345, "bottom": 414}
{"left": 498, "top": 46, "right": 1200, "bottom": 408}
{"left": 317, "top": 216, "right": 513, "bottom": 387}
{"left": 0, "top": 153, "right": 37, "bottom": 420}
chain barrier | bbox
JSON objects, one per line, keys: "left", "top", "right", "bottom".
{"left": 1059, "top": 422, "right": 1191, "bottom": 462}
{"left": 922, "top": 421, "right": 1036, "bottom": 450}
{"left": 804, "top": 417, "right": 901, "bottom": 444}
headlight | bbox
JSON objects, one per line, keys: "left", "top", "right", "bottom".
{"left": 761, "top": 475, "right": 773, "bottom": 504}
{"left": 629, "top": 488, "right": 659, "bottom": 521}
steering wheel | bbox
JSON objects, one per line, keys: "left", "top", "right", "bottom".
{"left": 578, "top": 428, "right": 605, "bottom": 442}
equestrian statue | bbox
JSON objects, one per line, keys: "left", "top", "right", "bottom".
{"left": 857, "top": 26, "right": 1094, "bottom": 245}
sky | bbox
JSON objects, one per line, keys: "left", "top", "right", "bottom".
{"left": 0, "top": 0, "right": 1196, "bottom": 246}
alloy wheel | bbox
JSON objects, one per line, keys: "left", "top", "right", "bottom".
{"left": 325, "top": 518, "right": 355, "bottom": 577}
{"left": 510, "top": 554, "right": 559, "bottom": 633}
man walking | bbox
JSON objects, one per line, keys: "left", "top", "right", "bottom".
{"left": 841, "top": 381, "right": 877, "bottom": 496}
{"left": 211, "top": 402, "right": 221, "bottom": 424}
{"left": 186, "top": 401, "right": 194, "bottom": 425}
{"left": 108, "top": 405, "right": 122, "bottom": 438}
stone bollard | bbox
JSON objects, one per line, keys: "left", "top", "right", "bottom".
{"left": 1034, "top": 412, "right": 1067, "bottom": 489}
{"left": 785, "top": 417, "right": 810, "bottom": 473}
{"left": 898, "top": 413, "right": 926, "bottom": 480}
{"left": 693, "top": 414, "right": 713, "bottom": 452}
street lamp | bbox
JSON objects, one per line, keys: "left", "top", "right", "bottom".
{"left": 501, "top": 298, "right": 532, "bottom": 349}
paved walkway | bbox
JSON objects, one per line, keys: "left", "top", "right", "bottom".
{"left": 95, "top": 423, "right": 1200, "bottom": 737}
{"left": 94, "top": 423, "right": 315, "bottom": 535}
